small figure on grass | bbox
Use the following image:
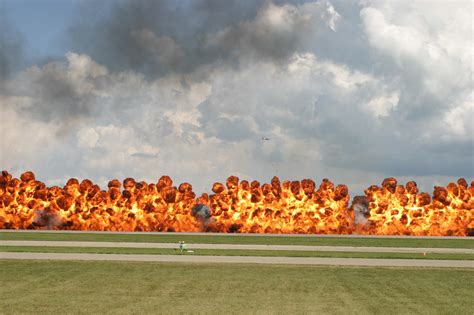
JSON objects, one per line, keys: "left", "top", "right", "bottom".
{"left": 179, "top": 241, "right": 187, "bottom": 253}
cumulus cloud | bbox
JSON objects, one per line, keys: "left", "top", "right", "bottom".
{"left": 362, "top": 91, "right": 399, "bottom": 118}
{"left": 1, "top": 0, "right": 472, "bottom": 194}
{"left": 356, "top": 0, "right": 473, "bottom": 176}
{"left": 361, "top": 2, "right": 472, "bottom": 102}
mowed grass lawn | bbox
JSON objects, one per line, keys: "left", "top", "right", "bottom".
{"left": 1, "top": 231, "right": 473, "bottom": 248}
{"left": 1, "top": 260, "right": 472, "bottom": 314}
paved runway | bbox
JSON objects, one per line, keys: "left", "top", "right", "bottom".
{"left": 1, "top": 252, "right": 472, "bottom": 267}
{"left": 1, "top": 240, "right": 472, "bottom": 254}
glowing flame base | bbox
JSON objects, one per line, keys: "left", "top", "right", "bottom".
{"left": 0, "top": 171, "right": 472, "bottom": 236}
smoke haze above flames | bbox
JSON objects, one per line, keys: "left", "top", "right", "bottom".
{"left": 0, "top": 0, "right": 473, "bottom": 194}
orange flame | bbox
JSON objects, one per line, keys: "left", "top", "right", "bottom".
{"left": 199, "top": 176, "right": 352, "bottom": 234}
{"left": 363, "top": 178, "right": 473, "bottom": 236}
{"left": 0, "top": 171, "right": 472, "bottom": 235}
{"left": 0, "top": 171, "right": 201, "bottom": 232}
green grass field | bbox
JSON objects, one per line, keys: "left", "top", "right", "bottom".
{"left": 1, "top": 245, "right": 473, "bottom": 260}
{"left": 1, "top": 231, "right": 472, "bottom": 248}
{"left": 1, "top": 232, "right": 472, "bottom": 313}
{"left": 1, "top": 260, "right": 472, "bottom": 314}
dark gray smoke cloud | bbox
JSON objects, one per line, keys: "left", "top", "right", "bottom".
{"left": 67, "top": 0, "right": 255, "bottom": 76}
{"left": 21, "top": 71, "right": 92, "bottom": 123}
{"left": 4, "top": 53, "right": 107, "bottom": 129}
{"left": 0, "top": 8, "right": 25, "bottom": 90}
{"left": 67, "top": 0, "right": 321, "bottom": 78}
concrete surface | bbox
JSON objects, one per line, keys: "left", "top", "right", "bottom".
{"left": 1, "top": 252, "right": 472, "bottom": 267}
{"left": 1, "top": 240, "right": 472, "bottom": 254}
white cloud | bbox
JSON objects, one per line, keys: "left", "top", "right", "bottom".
{"left": 77, "top": 127, "right": 99, "bottom": 149}
{"left": 361, "top": 1, "right": 473, "bottom": 103}
{"left": 322, "top": 2, "right": 341, "bottom": 31}
{"left": 441, "top": 93, "right": 474, "bottom": 139}
{"left": 363, "top": 91, "right": 400, "bottom": 118}
{"left": 0, "top": 99, "right": 59, "bottom": 173}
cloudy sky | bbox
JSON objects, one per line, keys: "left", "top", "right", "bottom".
{"left": 0, "top": 0, "right": 472, "bottom": 195}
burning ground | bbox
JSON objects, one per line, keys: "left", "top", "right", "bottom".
{"left": 0, "top": 171, "right": 472, "bottom": 236}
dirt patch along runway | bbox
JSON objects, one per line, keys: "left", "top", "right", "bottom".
{"left": 0, "top": 240, "right": 472, "bottom": 254}
{"left": 1, "top": 252, "right": 473, "bottom": 267}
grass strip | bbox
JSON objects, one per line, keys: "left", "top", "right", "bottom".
{"left": 1, "top": 246, "right": 473, "bottom": 260}
{"left": 1, "top": 231, "right": 472, "bottom": 248}
{"left": 0, "top": 260, "right": 472, "bottom": 314}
